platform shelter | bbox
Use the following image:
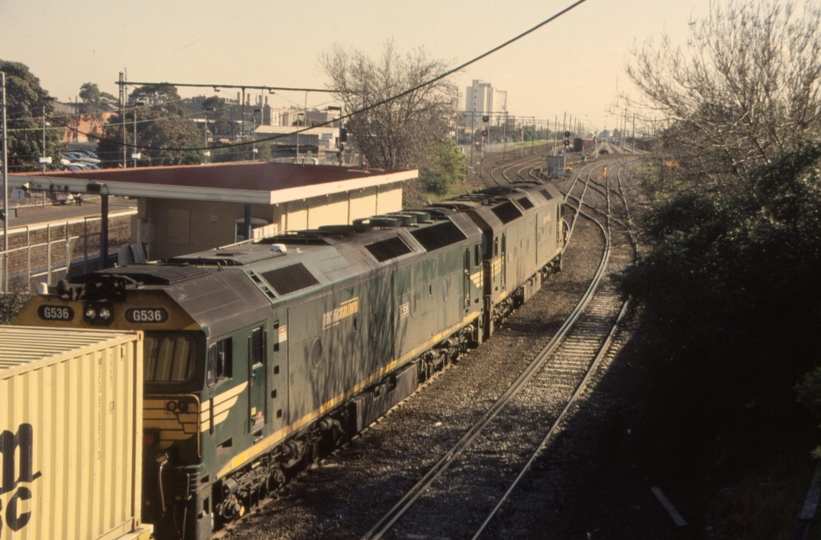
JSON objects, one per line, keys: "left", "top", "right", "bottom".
{"left": 9, "top": 162, "right": 416, "bottom": 262}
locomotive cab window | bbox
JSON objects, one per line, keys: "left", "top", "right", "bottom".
{"left": 207, "top": 338, "right": 233, "bottom": 387}
{"left": 145, "top": 334, "right": 195, "bottom": 382}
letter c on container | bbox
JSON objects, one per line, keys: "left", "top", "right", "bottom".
{"left": 6, "top": 487, "right": 33, "bottom": 532}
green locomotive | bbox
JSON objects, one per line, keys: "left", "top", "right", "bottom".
{"left": 12, "top": 181, "right": 563, "bottom": 539}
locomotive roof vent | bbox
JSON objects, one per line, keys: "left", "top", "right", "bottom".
{"left": 355, "top": 215, "right": 403, "bottom": 228}
{"left": 401, "top": 211, "right": 432, "bottom": 223}
{"left": 270, "top": 243, "right": 287, "bottom": 254}
{"left": 387, "top": 213, "right": 418, "bottom": 227}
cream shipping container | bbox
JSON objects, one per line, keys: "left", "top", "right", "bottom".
{"left": 0, "top": 327, "right": 151, "bottom": 540}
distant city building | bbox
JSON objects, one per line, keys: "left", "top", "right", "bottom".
{"left": 464, "top": 80, "right": 507, "bottom": 126}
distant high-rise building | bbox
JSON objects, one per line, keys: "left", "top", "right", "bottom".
{"left": 465, "top": 80, "right": 507, "bottom": 125}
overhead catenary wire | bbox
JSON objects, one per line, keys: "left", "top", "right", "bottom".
{"left": 62, "top": 0, "right": 587, "bottom": 154}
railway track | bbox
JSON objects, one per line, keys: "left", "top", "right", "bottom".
{"left": 221, "top": 151, "right": 643, "bottom": 540}
{"left": 357, "top": 156, "right": 638, "bottom": 539}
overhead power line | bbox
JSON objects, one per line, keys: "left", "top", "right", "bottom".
{"left": 71, "top": 0, "right": 588, "bottom": 154}
{"left": 115, "top": 81, "right": 335, "bottom": 94}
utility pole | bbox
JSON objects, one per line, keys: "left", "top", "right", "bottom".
{"left": 562, "top": 112, "right": 567, "bottom": 157}
{"left": 120, "top": 72, "right": 127, "bottom": 168}
{"left": 503, "top": 111, "right": 507, "bottom": 156}
{"left": 240, "top": 87, "right": 246, "bottom": 145}
{"left": 623, "top": 108, "right": 628, "bottom": 151}
{"left": 1, "top": 72, "right": 8, "bottom": 291}
{"left": 253, "top": 109, "right": 261, "bottom": 161}
{"left": 132, "top": 102, "right": 143, "bottom": 168}
{"left": 42, "top": 100, "right": 49, "bottom": 173}
{"left": 469, "top": 111, "right": 475, "bottom": 170}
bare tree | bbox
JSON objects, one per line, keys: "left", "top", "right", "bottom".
{"left": 321, "top": 41, "right": 457, "bottom": 170}
{"left": 625, "top": 0, "right": 821, "bottom": 192}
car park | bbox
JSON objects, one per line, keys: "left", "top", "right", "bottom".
{"left": 62, "top": 151, "right": 101, "bottom": 165}
{"left": 71, "top": 150, "right": 102, "bottom": 163}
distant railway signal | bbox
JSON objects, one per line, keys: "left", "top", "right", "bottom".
{"left": 563, "top": 140, "right": 570, "bottom": 146}
{"left": 482, "top": 130, "right": 488, "bottom": 137}
{"left": 482, "top": 116, "right": 489, "bottom": 123}
{"left": 564, "top": 131, "right": 571, "bottom": 138}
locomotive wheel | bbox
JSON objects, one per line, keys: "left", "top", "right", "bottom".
{"left": 268, "top": 468, "right": 286, "bottom": 492}
{"left": 306, "top": 441, "right": 320, "bottom": 464}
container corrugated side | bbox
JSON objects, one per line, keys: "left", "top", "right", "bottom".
{"left": 0, "top": 327, "right": 146, "bottom": 540}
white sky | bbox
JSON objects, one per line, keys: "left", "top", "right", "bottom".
{"left": 2, "top": 0, "right": 712, "bottom": 134}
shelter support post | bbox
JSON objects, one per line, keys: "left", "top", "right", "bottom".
{"left": 101, "top": 195, "right": 109, "bottom": 269}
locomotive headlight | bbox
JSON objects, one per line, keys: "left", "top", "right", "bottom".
{"left": 166, "top": 401, "right": 178, "bottom": 413}
{"left": 84, "top": 302, "right": 114, "bottom": 325}
{"left": 178, "top": 401, "right": 189, "bottom": 413}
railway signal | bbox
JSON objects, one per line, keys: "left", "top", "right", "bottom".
{"left": 482, "top": 115, "right": 489, "bottom": 123}
{"left": 482, "top": 130, "right": 488, "bottom": 137}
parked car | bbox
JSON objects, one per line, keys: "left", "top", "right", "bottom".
{"left": 62, "top": 163, "right": 89, "bottom": 171}
{"left": 72, "top": 150, "right": 102, "bottom": 163}
{"left": 62, "top": 151, "right": 101, "bottom": 165}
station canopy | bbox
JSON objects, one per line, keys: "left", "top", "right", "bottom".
{"left": 9, "top": 162, "right": 417, "bottom": 204}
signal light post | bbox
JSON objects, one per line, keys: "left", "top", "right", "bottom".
{"left": 482, "top": 115, "right": 489, "bottom": 157}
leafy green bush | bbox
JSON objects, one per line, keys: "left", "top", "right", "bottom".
{"left": 419, "top": 138, "right": 466, "bottom": 196}
{"left": 617, "top": 141, "right": 821, "bottom": 430}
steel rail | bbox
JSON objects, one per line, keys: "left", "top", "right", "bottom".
{"left": 473, "top": 162, "right": 639, "bottom": 537}
{"left": 360, "top": 189, "right": 613, "bottom": 540}
{"left": 562, "top": 167, "right": 596, "bottom": 249}
{"left": 473, "top": 299, "right": 629, "bottom": 538}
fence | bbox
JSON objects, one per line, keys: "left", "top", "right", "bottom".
{"left": 0, "top": 212, "right": 134, "bottom": 292}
